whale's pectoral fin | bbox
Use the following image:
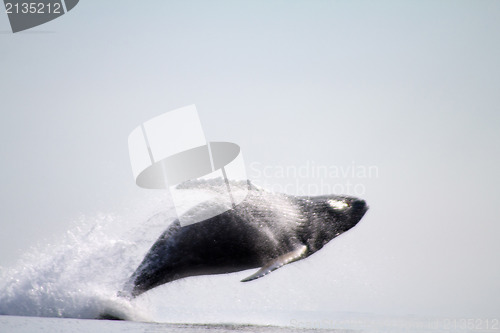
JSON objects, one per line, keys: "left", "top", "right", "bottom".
{"left": 241, "top": 245, "right": 307, "bottom": 282}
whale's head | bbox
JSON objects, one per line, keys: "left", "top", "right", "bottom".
{"left": 326, "top": 196, "right": 368, "bottom": 232}
{"left": 300, "top": 195, "right": 368, "bottom": 251}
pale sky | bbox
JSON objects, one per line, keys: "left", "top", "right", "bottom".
{"left": 0, "top": 0, "right": 499, "bottom": 320}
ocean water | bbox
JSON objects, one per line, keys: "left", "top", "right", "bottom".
{"left": 0, "top": 187, "right": 493, "bottom": 332}
{"left": 1, "top": 314, "right": 493, "bottom": 332}
{"left": 1, "top": 315, "right": 354, "bottom": 333}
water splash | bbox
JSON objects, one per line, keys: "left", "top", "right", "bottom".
{"left": 0, "top": 197, "right": 175, "bottom": 320}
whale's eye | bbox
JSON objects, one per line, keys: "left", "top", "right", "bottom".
{"left": 328, "top": 199, "right": 349, "bottom": 210}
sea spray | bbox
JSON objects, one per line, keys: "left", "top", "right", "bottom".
{"left": 0, "top": 197, "right": 176, "bottom": 320}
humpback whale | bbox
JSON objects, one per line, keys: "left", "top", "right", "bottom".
{"left": 122, "top": 182, "right": 368, "bottom": 298}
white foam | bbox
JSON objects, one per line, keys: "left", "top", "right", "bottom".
{"left": 0, "top": 197, "right": 175, "bottom": 320}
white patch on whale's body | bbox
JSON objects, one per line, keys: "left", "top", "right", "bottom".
{"left": 328, "top": 199, "right": 349, "bottom": 210}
